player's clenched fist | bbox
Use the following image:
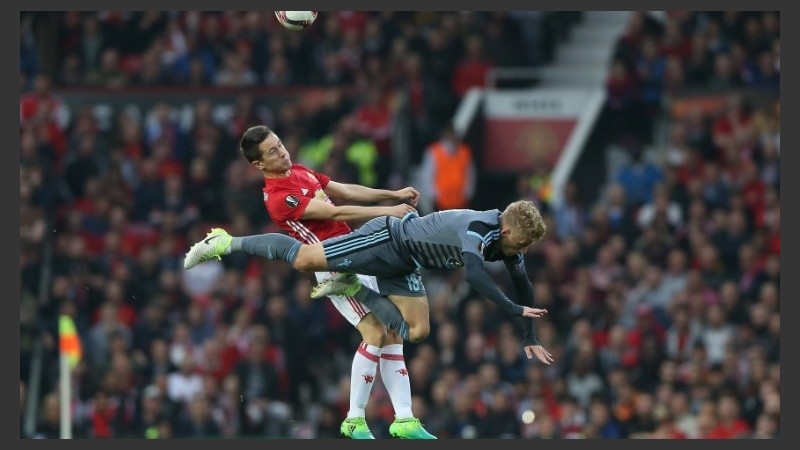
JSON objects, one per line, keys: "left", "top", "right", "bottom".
{"left": 394, "top": 187, "right": 420, "bottom": 207}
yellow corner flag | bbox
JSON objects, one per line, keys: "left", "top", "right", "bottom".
{"left": 58, "top": 315, "right": 82, "bottom": 369}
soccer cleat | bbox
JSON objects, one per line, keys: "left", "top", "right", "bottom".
{"left": 389, "top": 417, "right": 437, "bottom": 439}
{"left": 340, "top": 417, "right": 375, "bottom": 439}
{"left": 183, "top": 228, "right": 233, "bottom": 269}
{"left": 310, "top": 273, "right": 361, "bottom": 299}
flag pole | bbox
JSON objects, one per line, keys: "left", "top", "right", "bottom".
{"left": 59, "top": 353, "right": 72, "bottom": 439}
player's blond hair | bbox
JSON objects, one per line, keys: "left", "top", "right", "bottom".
{"left": 502, "top": 200, "right": 547, "bottom": 243}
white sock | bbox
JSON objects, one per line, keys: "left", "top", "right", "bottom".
{"left": 347, "top": 342, "right": 380, "bottom": 419}
{"left": 380, "top": 344, "right": 414, "bottom": 419}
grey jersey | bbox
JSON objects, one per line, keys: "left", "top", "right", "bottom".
{"left": 391, "top": 209, "right": 518, "bottom": 270}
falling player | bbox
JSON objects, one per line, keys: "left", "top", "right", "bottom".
{"left": 185, "top": 197, "right": 555, "bottom": 366}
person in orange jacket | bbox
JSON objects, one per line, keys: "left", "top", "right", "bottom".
{"left": 420, "top": 124, "right": 476, "bottom": 211}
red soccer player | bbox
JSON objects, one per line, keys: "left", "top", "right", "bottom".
{"left": 235, "top": 125, "right": 435, "bottom": 439}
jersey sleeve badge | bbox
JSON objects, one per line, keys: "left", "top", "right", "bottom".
{"left": 285, "top": 195, "right": 300, "bottom": 208}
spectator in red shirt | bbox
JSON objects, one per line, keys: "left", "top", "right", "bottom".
{"left": 452, "top": 35, "right": 493, "bottom": 97}
{"left": 21, "top": 74, "right": 70, "bottom": 165}
{"left": 706, "top": 394, "right": 751, "bottom": 439}
{"left": 738, "top": 160, "right": 766, "bottom": 222}
{"left": 352, "top": 85, "right": 393, "bottom": 153}
{"left": 335, "top": 11, "right": 369, "bottom": 35}
{"left": 351, "top": 85, "right": 394, "bottom": 184}
{"left": 658, "top": 18, "right": 692, "bottom": 60}
{"left": 84, "top": 389, "right": 122, "bottom": 438}
{"left": 713, "top": 94, "right": 755, "bottom": 158}
{"left": 627, "top": 305, "right": 666, "bottom": 351}
{"left": 20, "top": 74, "right": 70, "bottom": 130}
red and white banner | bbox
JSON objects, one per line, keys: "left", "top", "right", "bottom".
{"left": 483, "top": 89, "right": 599, "bottom": 172}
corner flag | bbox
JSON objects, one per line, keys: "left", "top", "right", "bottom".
{"left": 58, "top": 315, "right": 82, "bottom": 369}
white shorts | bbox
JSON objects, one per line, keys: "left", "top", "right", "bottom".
{"left": 314, "top": 272, "right": 379, "bottom": 327}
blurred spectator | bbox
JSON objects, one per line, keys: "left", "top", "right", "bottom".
{"left": 299, "top": 117, "right": 378, "bottom": 187}
{"left": 234, "top": 329, "right": 290, "bottom": 436}
{"left": 214, "top": 52, "right": 257, "bottom": 87}
{"left": 20, "top": 14, "right": 38, "bottom": 83}
{"left": 175, "top": 395, "right": 222, "bottom": 438}
{"left": 420, "top": 124, "right": 476, "bottom": 211}
{"left": 399, "top": 52, "right": 455, "bottom": 157}
{"left": 34, "top": 393, "right": 75, "bottom": 439}
{"left": 351, "top": 85, "right": 394, "bottom": 184}
{"left": 615, "top": 142, "right": 664, "bottom": 209}
{"left": 706, "top": 393, "right": 751, "bottom": 438}
{"left": 477, "top": 389, "right": 519, "bottom": 438}
{"left": 87, "top": 303, "right": 132, "bottom": 366}
{"left": 605, "top": 59, "right": 639, "bottom": 140}
{"left": 452, "top": 35, "right": 493, "bottom": 97}
{"left": 634, "top": 37, "right": 666, "bottom": 141}
{"left": 553, "top": 181, "right": 587, "bottom": 241}
{"left": 20, "top": 74, "right": 70, "bottom": 132}
{"left": 636, "top": 184, "right": 683, "bottom": 231}
{"left": 565, "top": 351, "right": 605, "bottom": 408}
{"left": 586, "top": 398, "right": 625, "bottom": 438}
{"left": 749, "top": 413, "right": 779, "bottom": 439}
{"left": 166, "top": 357, "right": 204, "bottom": 405}
{"left": 684, "top": 34, "right": 713, "bottom": 87}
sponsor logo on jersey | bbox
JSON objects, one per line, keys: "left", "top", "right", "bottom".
{"left": 337, "top": 258, "right": 352, "bottom": 267}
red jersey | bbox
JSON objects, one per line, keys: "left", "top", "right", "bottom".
{"left": 263, "top": 164, "right": 351, "bottom": 243}
{"left": 705, "top": 419, "right": 751, "bottom": 439}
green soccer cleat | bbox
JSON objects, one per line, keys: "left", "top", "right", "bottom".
{"left": 389, "top": 417, "right": 437, "bottom": 439}
{"left": 340, "top": 417, "right": 375, "bottom": 439}
{"left": 310, "top": 273, "right": 361, "bottom": 299}
{"left": 183, "top": 228, "right": 233, "bottom": 269}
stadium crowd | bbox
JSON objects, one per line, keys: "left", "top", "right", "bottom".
{"left": 20, "top": 11, "right": 778, "bottom": 439}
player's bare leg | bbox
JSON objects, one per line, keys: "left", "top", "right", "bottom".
{"left": 291, "top": 243, "right": 328, "bottom": 271}
{"left": 387, "top": 295, "right": 430, "bottom": 343}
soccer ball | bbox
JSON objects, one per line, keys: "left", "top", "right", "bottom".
{"left": 275, "top": 11, "right": 318, "bottom": 31}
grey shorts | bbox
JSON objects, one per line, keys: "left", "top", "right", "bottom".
{"left": 322, "top": 217, "right": 426, "bottom": 297}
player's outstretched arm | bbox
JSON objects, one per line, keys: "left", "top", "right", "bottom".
{"left": 324, "top": 180, "right": 419, "bottom": 207}
{"left": 451, "top": 249, "right": 552, "bottom": 365}
{"left": 503, "top": 256, "right": 554, "bottom": 365}
{"left": 461, "top": 252, "right": 529, "bottom": 316}
{"left": 302, "top": 198, "right": 416, "bottom": 222}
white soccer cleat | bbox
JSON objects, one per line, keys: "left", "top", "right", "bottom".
{"left": 310, "top": 273, "right": 361, "bottom": 299}
{"left": 183, "top": 228, "right": 233, "bottom": 269}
